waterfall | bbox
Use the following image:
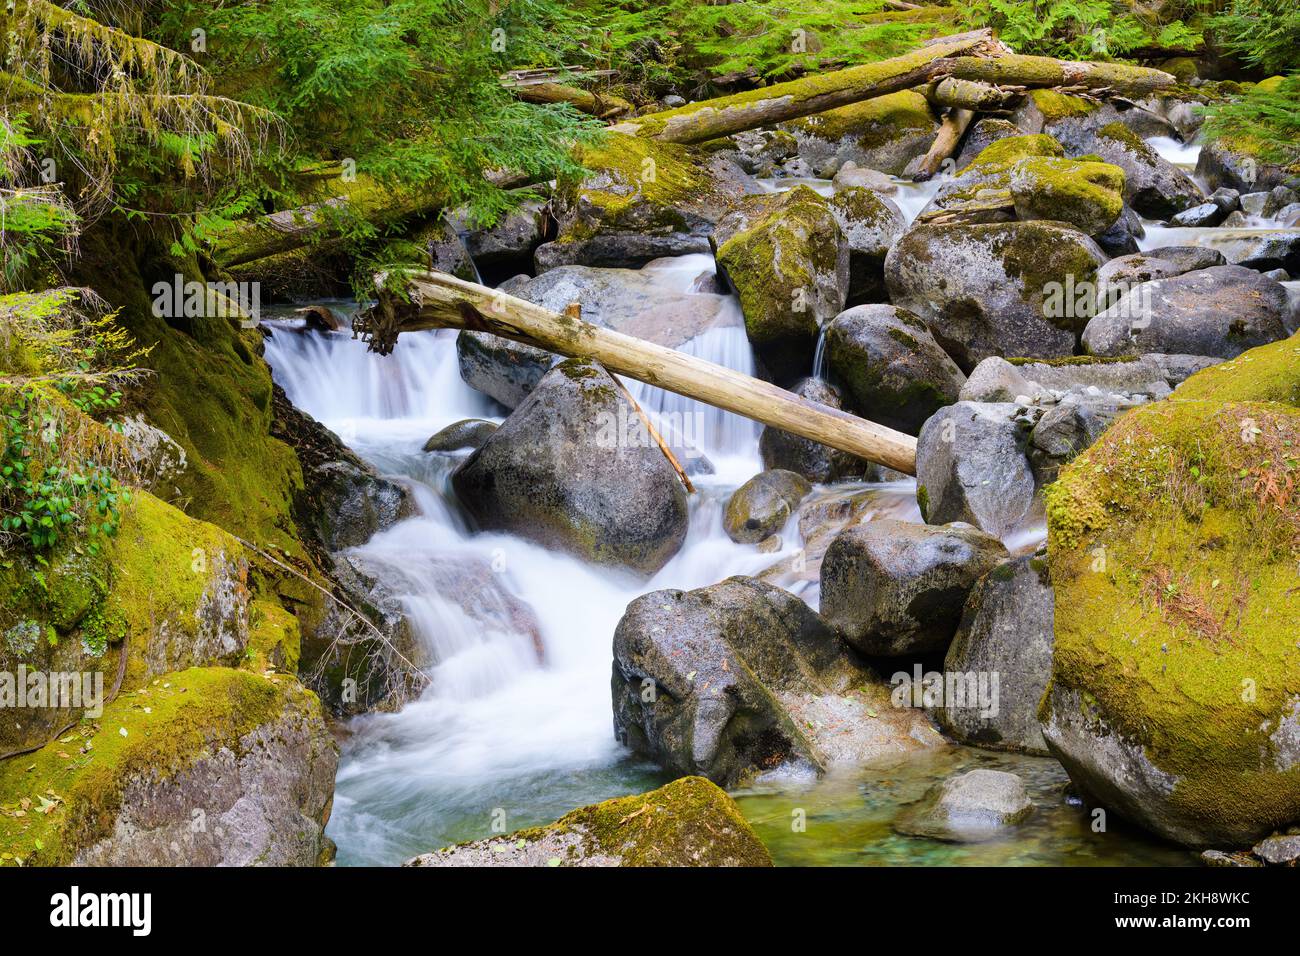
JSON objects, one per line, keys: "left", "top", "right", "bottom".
{"left": 261, "top": 258, "right": 815, "bottom": 865}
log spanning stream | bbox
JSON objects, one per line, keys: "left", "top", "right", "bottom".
{"left": 261, "top": 174, "right": 1202, "bottom": 866}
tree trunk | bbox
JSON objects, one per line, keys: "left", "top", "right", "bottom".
{"left": 505, "top": 78, "right": 632, "bottom": 118}
{"left": 945, "top": 53, "right": 1179, "bottom": 97}
{"left": 612, "top": 36, "right": 1176, "bottom": 145}
{"left": 914, "top": 106, "right": 975, "bottom": 180}
{"left": 356, "top": 270, "right": 919, "bottom": 475}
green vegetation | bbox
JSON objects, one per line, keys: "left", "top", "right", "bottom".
{"left": 955, "top": 0, "right": 1199, "bottom": 60}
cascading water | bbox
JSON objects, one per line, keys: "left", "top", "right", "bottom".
{"left": 261, "top": 258, "right": 821, "bottom": 865}
{"left": 261, "top": 175, "right": 1188, "bottom": 867}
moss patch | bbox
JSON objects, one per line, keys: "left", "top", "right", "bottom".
{"left": 0, "top": 667, "right": 312, "bottom": 865}
{"left": 1045, "top": 392, "right": 1300, "bottom": 833}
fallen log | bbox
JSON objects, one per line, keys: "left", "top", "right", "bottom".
{"left": 609, "top": 31, "right": 1001, "bottom": 144}
{"left": 612, "top": 34, "right": 1176, "bottom": 145}
{"left": 944, "top": 53, "right": 1178, "bottom": 97}
{"left": 510, "top": 80, "right": 632, "bottom": 118}
{"left": 355, "top": 270, "right": 919, "bottom": 475}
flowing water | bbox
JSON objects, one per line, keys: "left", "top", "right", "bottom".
{"left": 262, "top": 189, "right": 1188, "bottom": 867}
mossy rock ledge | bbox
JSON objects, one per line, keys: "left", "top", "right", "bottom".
{"left": 404, "top": 777, "right": 773, "bottom": 867}
{"left": 1041, "top": 333, "right": 1300, "bottom": 846}
{"left": 0, "top": 667, "right": 337, "bottom": 866}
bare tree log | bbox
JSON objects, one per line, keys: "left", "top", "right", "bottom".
{"left": 925, "top": 77, "right": 1020, "bottom": 111}
{"left": 915, "top": 106, "right": 975, "bottom": 180}
{"left": 355, "top": 270, "right": 919, "bottom": 475}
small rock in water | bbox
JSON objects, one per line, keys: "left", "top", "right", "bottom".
{"left": 894, "top": 769, "right": 1034, "bottom": 843}
{"left": 1251, "top": 834, "right": 1300, "bottom": 866}
{"left": 423, "top": 419, "right": 498, "bottom": 453}
{"left": 723, "top": 469, "right": 811, "bottom": 544}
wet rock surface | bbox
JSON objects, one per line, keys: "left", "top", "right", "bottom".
{"left": 612, "top": 576, "right": 944, "bottom": 786}
{"left": 820, "top": 519, "right": 1009, "bottom": 656}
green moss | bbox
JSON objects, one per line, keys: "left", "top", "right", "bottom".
{"left": 505, "top": 776, "right": 773, "bottom": 866}
{"left": 1046, "top": 396, "right": 1300, "bottom": 831}
{"left": 1175, "top": 333, "right": 1300, "bottom": 407}
{"left": 1007, "top": 354, "right": 1140, "bottom": 367}
{"left": 989, "top": 221, "right": 1103, "bottom": 331}
{"left": 1009, "top": 156, "right": 1125, "bottom": 234}
{"left": 80, "top": 237, "right": 307, "bottom": 558}
{"left": 0, "top": 667, "right": 314, "bottom": 865}
{"left": 245, "top": 599, "right": 301, "bottom": 674}
{"left": 916, "top": 484, "right": 929, "bottom": 522}
{"left": 1027, "top": 89, "right": 1100, "bottom": 123}
{"left": 784, "top": 90, "right": 934, "bottom": 147}
{"left": 964, "top": 134, "right": 1065, "bottom": 177}
{"left": 102, "top": 493, "right": 250, "bottom": 689}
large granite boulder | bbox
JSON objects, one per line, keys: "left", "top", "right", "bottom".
{"left": 1041, "top": 336, "right": 1300, "bottom": 846}
{"left": 819, "top": 519, "right": 1009, "bottom": 656}
{"left": 453, "top": 359, "right": 689, "bottom": 575}
{"left": 612, "top": 576, "right": 944, "bottom": 786}
{"left": 885, "top": 221, "right": 1107, "bottom": 369}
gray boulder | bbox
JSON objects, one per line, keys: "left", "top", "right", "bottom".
{"left": 723, "top": 469, "right": 811, "bottom": 544}
{"left": 884, "top": 221, "right": 1107, "bottom": 369}
{"left": 825, "top": 304, "right": 965, "bottom": 434}
{"left": 819, "top": 519, "right": 1009, "bottom": 656}
{"left": 1079, "top": 122, "right": 1204, "bottom": 219}
{"left": 916, "top": 402, "right": 1036, "bottom": 538}
{"left": 456, "top": 331, "right": 553, "bottom": 409}
{"left": 452, "top": 359, "right": 689, "bottom": 575}
{"left": 936, "top": 555, "right": 1055, "bottom": 754}
{"left": 894, "top": 769, "right": 1033, "bottom": 842}
{"left": 758, "top": 378, "right": 869, "bottom": 483}
{"left": 423, "top": 418, "right": 498, "bottom": 453}
{"left": 1082, "top": 265, "right": 1291, "bottom": 359}
{"left": 829, "top": 187, "right": 906, "bottom": 302}
{"left": 612, "top": 576, "right": 944, "bottom": 786}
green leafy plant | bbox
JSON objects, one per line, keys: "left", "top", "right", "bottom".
{"left": 955, "top": 0, "right": 1200, "bottom": 60}
{"left": 1200, "top": 73, "right": 1300, "bottom": 165}
{"left": 1208, "top": 0, "right": 1300, "bottom": 74}
{"left": 0, "top": 289, "right": 148, "bottom": 554}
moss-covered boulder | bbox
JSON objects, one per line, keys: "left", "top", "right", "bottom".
{"left": 452, "top": 359, "right": 689, "bottom": 575}
{"left": 884, "top": 220, "right": 1107, "bottom": 369}
{"left": 0, "top": 493, "right": 256, "bottom": 758}
{"left": 404, "top": 777, "right": 772, "bottom": 867}
{"left": 1084, "top": 122, "right": 1204, "bottom": 219}
{"left": 0, "top": 667, "right": 337, "bottom": 866}
{"left": 829, "top": 186, "right": 906, "bottom": 303}
{"left": 1041, "top": 339, "right": 1300, "bottom": 845}
{"left": 781, "top": 90, "right": 937, "bottom": 177}
{"left": 539, "top": 134, "right": 759, "bottom": 270}
{"left": 1009, "top": 156, "right": 1126, "bottom": 235}
{"left": 713, "top": 186, "right": 849, "bottom": 381}
{"left": 723, "top": 469, "right": 811, "bottom": 544}
{"left": 612, "top": 576, "right": 944, "bottom": 787}
{"left": 825, "top": 304, "right": 965, "bottom": 434}
{"left": 1197, "top": 136, "right": 1300, "bottom": 195}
